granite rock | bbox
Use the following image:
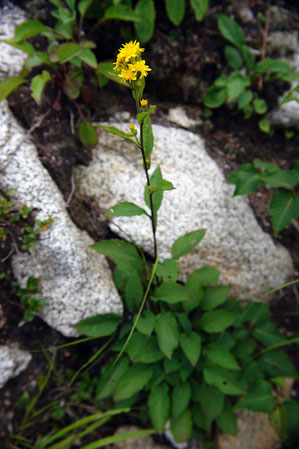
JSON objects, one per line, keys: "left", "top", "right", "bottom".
{"left": 77, "top": 123, "right": 293, "bottom": 300}
{"left": 0, "top": 344, "right": 32, "bottom": 389}
{"left": 0, "top": 101, "right": 122, "bottom": 337}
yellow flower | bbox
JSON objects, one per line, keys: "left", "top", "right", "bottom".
{"left": 113, "top": 55, "right": 123, "bottom": 72}
{"left": 140, "top": 99, "right": 148, "bottom": 107}
{"left": 118, "top": 66, "right": 137, "bottom": 83}
{"left": 117, "top": 40, "right": 144, "bottom": 62}
{"left": 130, "top": 60, "right": 151, "bottom": 78}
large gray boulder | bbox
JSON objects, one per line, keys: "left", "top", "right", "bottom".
{"left": 77, "top": 123, "right": 293, "bottom": 300}
{"left": 0, "top": 344, "right": 32, "bottom": 389}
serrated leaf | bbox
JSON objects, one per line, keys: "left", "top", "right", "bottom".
{"left": 217, "top": 14, "right": 245, "bottom": 49}
{"left": 201, "top": 285, "right": 230, "bottom": 311}
{"left": 253, "top": 158, "right": 279, "bottom": 174}
{"left": 224, "top": 45, "right": 243, "bottom": 70}
{"left": 135, "top": 309, "right": 155, "bottom": 336}
{"left": 172, "top": 382, "right": 191, "bottom": 419}
{"left": 74, "top": 313, "right": 122, "bottom": 336}
{"left": 152, "top": 281, "right": 191, "bottom": 304}
{"left": 255, "top": 58, "right": 291, "bottom": 74}
{"left": 199, "top": 383, "right": 225, "bottom": 425}
{"left": 148, "top": 383, "right": 169, "bottom": 433}
{"left": 24, "top": 52, "right": 50, "bottom": 69}
{"left": 269, "top": 190, "right": 299, "bottom": 235}
{"left": 204, "top": 366, "right": 246, "bottom": 395}
{"left": 190, "top": 0, "right": 209, "bottom": 21}
{"left": 134, "top": 0, "right": 155, "bottom": 43}
{"left": 91, "top": 239, "right": 142, "bottom": 276}
{"left": 200, "top": 309, "right": 236, "bottom": 333}
{"left": 234, "top": 380, "right": 276, "bottom": 412}
{"left": 228, "top": 166, "right": 263, "bottom": 196}
{"left": 57, "top": 42, "right": 82, "bottom": 63}
{"left": 96, "top": 357, "right": 129, "bottom": 400}
{"left": 259, "top": 349, "right": 296, "bottom": 377}
{"left": 216, "top": 402, "right": 237, "bottom": 434}
{"left": 127, "top": 332, "right": 164, "bottom": 363}
{"left": 105, "top": 201, "right": 148, "bottom": 218}
{"left": 234, "top": 301, "right": 270, "bottom": 327}
{"left": 79, "top": 48, "right": 97, "bottom": 68}
{"left": 204, "top": 343, "right": 240, "bottom": 370}
{"left": 165, "top": 0, "right": 185, "bottom": 25}
{"left": 103, "top": 4, "right": 140, "bottom": 22}
{"left": 262, "top": 169, "right": 299, "bottom": 190}
{"left": 155, "top": 312, "right": 179, "bottom": 359}
{"left": 170, "top": 409, "right": 193, "bottom": 443}
{"left": 180, "top": 331, "right": 201, "bottom": 366}
{"left": 78, "top": 121, "right": 98, "bottom": 146}
{"left": 252, "top": 322, "right": 286, "bottom": 346}
{"left": 171, "top": 229, "right": 206, "bottom": 260}
{"left": 0, "top": 76, "right": 26, "bottom": 101}
{"left": 14, "top": 19, "right": 49, "bottom": 42}
{"left": 114, "top": 364, "right": 153, "bottom": 401}
{"left": 96, "top": 124, "right": 138, "bottom": 146}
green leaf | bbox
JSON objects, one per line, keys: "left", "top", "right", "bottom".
{"left": 259, "top": 349, "right": 296, "bottom": 377}
{"left": 0, "top": 76, "right": 26, "bottom": 101}
{"left": 14, "top": 19, "right": 49, "bottom": 42}
{"left": 171, "top": 229, "right": 206, "bottom": 260}
{"left": 96, "top": 357, "right": 129, "bottom": 400}
{"left": 190, "top": 0, "right": 209, "bottom": 21}
{"left": 262, "top": 169, "right": 299, "bottom": 190}
{"left": 31, "top": 70, "right": 51, "bottom": 104}
{"left": 204, "top": 343, "right": 240, "bottom": 370}
{"left": 259, "top": 117, "right": 271, "bottom": 134}
{"left": 234, "top": 380, "right": 276, "bottom": 412}
{"left": 124, "top": 272, "right": 143, "bottom": 310}
{"left": 253, "top": 158, "right": 279, "bottom": 174}
{"left": 170, "top": 409, "right": 193, "bottom": 443}
{"left": 155, "top": 312, "right": 179, "bottom": 359}
{"left": 24, "top": 52, "right": 50, "bottom": 69}
{"left": 134, "top": 0, "right": 155, "bottom": 43}
{"left": 126, "top": 332, "right": 164, "bottom": 363}
{"left": 148, "top": 383, "right": 170, "bottom": 433}
{"left": 255, "top": 58, "right": 291, "bottom": 74}
{"left": 74, "top": 313, "right": 122, "bottom": 337}
{"left": 252, "top": 322, "right": 286, "bottom": 346}
{"left": 195, "top": 266, "right": 220, "bottom": 286}
{"left": 227, "top": 166, "right": 263, "bottom": 196}
{"left": 163, "top": 356, "right": 183, "bottom": 374}
{"left": 105, "top": 202, "right": 148, "bottom": 218}
{"left": 193, "top": 403, "right": 210, "bottom": 431}
{"left": 227, "top": 73, "right": 248, "bottom": 102}
{"left": 253, "top": 98, "right": 267, "bottom": 114}
{"left": 103, "top": 4, "right": 140, "bottom": 22}
{"left": 200, "top": 309, "right": 236, "bottom": 333}
{"left": 135, "top": 309, "right": 155, "bottom": 336}
{"left": 198, "top": 383, "right": 225, "bottom": 425}
{"left": 96, "top": 124, "right": 138, "bottom": 146}
{"left": 165, "top": 0, "right": 185, "bottom": 25}
{"left": 79, "top": 49, "right": 97, "bottom": 68}
{"left": 3, "top": 40, "right": 35, "bottom": 55}
{"left": 144, "top": 166, "right": 163, "bottom": 212}
{"left": 91, "top": 239, "right": 142, "bottom": 276}
{"left": 234, "top": 301, "right": 270, "bottom": 327}
{"left": 78, "top": 121, "right": 98, "bottom": 146}
{"left": 269, "top": 190, "right": 299, "bottom": 235}
{"left": 238, "top": 89, "right": 253, "bottom": 109}
{"left": 184, "top": 270, "right": 204, "bottom": 313}
{"left": 78, "top": 0, "right": 94, "bottom": 17}
{"left": 224, "top": 45, "right": 243, "bottom": 70}
{"left": 176, "top": 313, "right": 192, "bottom": 333}
{"left": 180, "top": 331, "right": 201, "bottom": 366}
{"left": 172, "top": 382, "right": 191, "bottom": 419}
{"left": 204, "top": 86, "right": 226, "bottom": 108}
{"left": 201, "top": 285, "right": 230, "bottom": 311}
{"left": 147, "top": 179, "right": 174, "bottom": 194}
{"left": 114, "top": 364, "right": 153, "bottom": 401}
{"left": 241, "top": 44, "right": 255, "bottom": 71}
{"left": 156, "top": 259, "right": 179, "bottom": 282}
{"left": 216, "top": 402, "right": 237, "bottom": 434}
{"left": 137, "top": 105, "right": 156, "bottom": 124}
{"left": 217, "top": 14, "right": 245, "bottom": 49}
{"left": 152, "top": 281, "right": 191, "bottom": 304}
{"left": 142, "top": 116, "right": 154, "bottom": 165}
{"left": 283, "top": 400, "right": 299, "bottom": 446}
{"left": 204, "top": 366, "right": 247, "bottom": 395}
{"left": 269, "top": 404, "right": 287, "bottom": 440}
{"left": 57, "top": 43, "right": 82, "bottom": 63}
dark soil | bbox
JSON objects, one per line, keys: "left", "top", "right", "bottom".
{"left": 1, "top": 0, "right": 299, "bottom": 448}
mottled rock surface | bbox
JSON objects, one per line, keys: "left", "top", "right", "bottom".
{"left": 0, "top": 344, "right": 32, "bottom": 389}
{"left": 77, "top": 123, "right": 293, "bottom": 300}
{"left": 0, "top": 101, "right": 122, "bottom": 337}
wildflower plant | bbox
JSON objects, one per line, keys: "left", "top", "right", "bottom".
{"left": 71, "top": 41, "right": 299, "bottom": 446}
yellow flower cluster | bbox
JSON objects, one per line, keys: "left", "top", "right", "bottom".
{"left": 113, "top": 40, "right": 151, "bottom": 83}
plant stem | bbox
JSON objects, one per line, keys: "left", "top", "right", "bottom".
{"left": 139, "top": 121, "right": 158, "bottom": 259}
